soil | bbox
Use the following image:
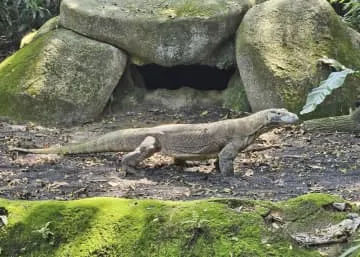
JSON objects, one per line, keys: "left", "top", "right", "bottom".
{"left": 1, "top": 106, "right": 359, "bottom": 202}
{"left": 1, "top": 44, "right": 360, "bottom": 203}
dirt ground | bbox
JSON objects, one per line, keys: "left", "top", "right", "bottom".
{"left": 1, "top": 106, "right": 359, "bottom": 202}
{"left": 1, "top": 43, "right": 360, "bottom": 202}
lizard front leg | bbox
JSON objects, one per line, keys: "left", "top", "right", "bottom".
{"left": 121, "top": 136, "right": 160, "bottom": 176}
{"left": 218, "top": 139, "right": 248, "bottom": 176}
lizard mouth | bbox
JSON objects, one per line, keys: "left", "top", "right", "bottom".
{"left": 280, "top": 113, "right": 299, "bottom": 123}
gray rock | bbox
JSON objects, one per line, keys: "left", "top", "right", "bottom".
{"left": 201, "top": 39, "right": 236, "bottom": 70}
{"left": 60, "top": 0, "right": 255, "bottom": 67}
{"left": 222, "top": 71, "right": 250, "bottom": 112}
{"left": 109, "top": 64, "right": 147, "bottom": 112}
{"left": 332, "top": 202, "right": 346, "bottom": 212}
{"left": 143, "top": 87, "right": 223, "bottom": 110}
{"left": 0, "top": 29, "right": 127, "bottom": 125}
{"left": 236, "top": 0, "right": 360, "bottom": 117}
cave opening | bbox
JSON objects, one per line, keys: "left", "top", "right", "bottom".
{"left": 137, "top": 64, "right": 235, "bottom": 91}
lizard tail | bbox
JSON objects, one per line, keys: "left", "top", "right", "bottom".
{"left": 8, "top": 146, "right": 65, "bottom": 154}
{"left": 8, "top": 137, "right": 120, "bottom": 154}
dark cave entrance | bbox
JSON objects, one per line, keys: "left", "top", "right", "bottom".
{"left": 137, "top": 64, "right": 235, "bottom": 90}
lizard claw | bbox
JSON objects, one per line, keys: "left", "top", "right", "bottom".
{"left": 121, "top": 165, "right": 145, "bottom": 177}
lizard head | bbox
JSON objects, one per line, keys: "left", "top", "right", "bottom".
{"left": 266, "top": 108, "right": 299, "bottom": 125}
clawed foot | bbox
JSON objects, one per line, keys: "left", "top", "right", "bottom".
{"left": 120, "top": 165, "right": 145, "bottom": 177}
{"left": 221, "top": 170, "right": 234, "bottom": 177}
{"left": 219, "top": 160, "right": 235, "bottom": 177}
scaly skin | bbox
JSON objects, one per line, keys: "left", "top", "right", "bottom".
{"left": 9, "top": 108, "right": 299, "bottom": 176}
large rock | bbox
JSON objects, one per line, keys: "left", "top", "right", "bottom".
{"left": 60, "top": 0, "right": 256, "bottom": 67}
{"left": 222, "top": 71, "right": 250, "bottom": 112}
{"left": 108, "top": 64, "right": 147, "bottom": 112}
{"left": 0, "top": 29, "right": 127, "bottom": 125}
{"left": 236, "top": 0, "right": 360, "bottom": 117}
{"left": 143, "top": 87, "right": 223, "bottom": 110}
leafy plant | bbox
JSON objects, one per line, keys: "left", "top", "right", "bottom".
{"left": 329, "top": 0, "right": 360, "bottom": 32}
{"left": 33, "top": 221, "right": 55, "bottom": 245}
{"left": 0, "top": 0, "right": 60, "bottom": 43}
{"left": 338, "top": 241, "right": 360, "bottom": 257}
{"left": 300, "top": 57, "right": 359, "bottom": 115}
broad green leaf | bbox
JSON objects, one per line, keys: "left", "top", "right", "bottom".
{"left": 300, "top": 68, "right": 355, "bottom": 115}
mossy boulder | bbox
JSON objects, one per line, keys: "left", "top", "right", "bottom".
{"left": 222, "top": 71, "right": 251, "bottom": 112}
{"left": 59, "top": 0, "right": 256, "bottom": 68}
{"left": 236, "top": 0, "right": 360, "bottom": 118}
{"left": 0, "top": 29, "right": 127, "bottom": 125}
{"left": 0, "top": 194, "right": 357, "bottom": 257}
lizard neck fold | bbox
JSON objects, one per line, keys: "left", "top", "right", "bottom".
{"left": 231, "top": 111, "right": 276, "bottom": 141}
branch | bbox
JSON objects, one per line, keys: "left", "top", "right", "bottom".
{"left": 303, "top": 107, "right": 360, "bottom": 132}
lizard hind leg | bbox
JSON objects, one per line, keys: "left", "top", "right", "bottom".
{"left": 121, "top": 136, "right": 160, "bottom": 176}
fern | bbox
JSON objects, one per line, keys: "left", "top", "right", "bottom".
{"left": 300, "top": 58, "right": 358, "bottom": 115}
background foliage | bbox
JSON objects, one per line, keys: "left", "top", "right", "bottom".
{"left": 329, "top": 0, "right": 360, "bottom": 32}
{"left": 0, "top": 0, "right": 60, "bottom": 46}
{"left": 300, "top": 58, "right": 358, "bottom": 115}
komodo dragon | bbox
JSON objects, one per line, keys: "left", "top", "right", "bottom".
{"left": 9, "top": 108, "right": 298, "bottom": 176}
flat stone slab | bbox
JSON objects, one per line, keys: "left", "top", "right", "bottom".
{"left": 60, "top": 0, "right": 254, "bottom": 66}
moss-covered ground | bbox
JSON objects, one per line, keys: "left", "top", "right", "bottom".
{"left": 0, "top": 193, "right": 353, "bottom": 257}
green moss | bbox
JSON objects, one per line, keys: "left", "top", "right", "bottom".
{"left": 0, "top": 33, "right": 52, "bottom": 121}
{"left": 128, "top": 0, "right": 230, "bottom": 18}
{"left": 155, "top": 0, "right": 233, "bottom": 18}
{"left": 0, "top": 194, "right": 351, "bottom": 257}
{"left": 279, "top": 193, "right": 346, "bottom": 225}
{"left": 174, "top": 1, "right": 217, "bottom": 17}
{"left": 236, "top": 2, "right": 360, "bottom": 118}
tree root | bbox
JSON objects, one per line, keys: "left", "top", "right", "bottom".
{"left": 303, "top": 108, "right": 360, "bottom": 133}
